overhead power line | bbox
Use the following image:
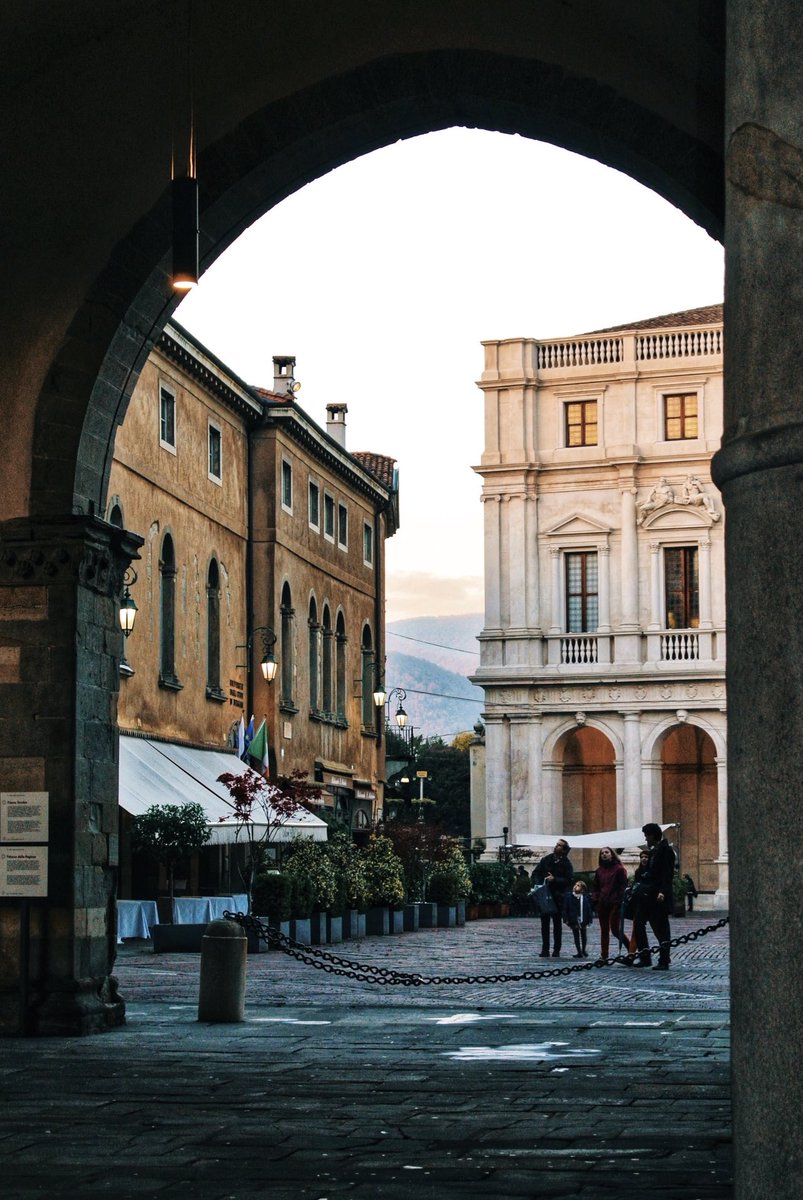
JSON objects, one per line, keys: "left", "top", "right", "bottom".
{"left": 388, "top": 630, "right": 480, "bottom": 655}
{"left": 401, "top": 686, "right": 482, "bottom": 704}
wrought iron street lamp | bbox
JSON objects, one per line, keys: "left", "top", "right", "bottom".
{"left": 119, "top": 567, "right": 138, "bottom": 638}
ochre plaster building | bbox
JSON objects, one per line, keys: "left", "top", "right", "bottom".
{"left": 471, "top": 306, "right": 726, "bottom": 903}
{"left": 108, "top": 324, "right": 398, "bottom": 893}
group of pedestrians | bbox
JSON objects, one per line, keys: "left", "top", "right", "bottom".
{"left": 530, "top": 823, "right": 675, "bottom": 969}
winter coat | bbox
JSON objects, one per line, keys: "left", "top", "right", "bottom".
{"left": 563, "top": 891, "right": 594, "bottom": 928}
{"left": 533, "top": 852, "right": 574, "bottom": 903}
{"left": 643, "top": 838, "right": 676, "bottom": 910}
{"left": 592, "top": 861, "right": 628, "bottom": 908}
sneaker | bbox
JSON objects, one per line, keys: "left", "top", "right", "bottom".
{"left": 538, "top": 950, "right": 550, "bottom": 958}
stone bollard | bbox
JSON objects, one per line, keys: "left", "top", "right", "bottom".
{"left": 198, "top": 918, "right": 247, "bottom": 1022}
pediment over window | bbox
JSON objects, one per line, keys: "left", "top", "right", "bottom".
{"left": 545, "top": 513, "right": 612, "bottom": 539}
{"left": 641, "top": 504, "right": 717, "bottom": 530}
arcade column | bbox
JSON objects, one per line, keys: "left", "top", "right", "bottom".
{"left": 0, "top": 515, "right": 141, "bottom": 1035}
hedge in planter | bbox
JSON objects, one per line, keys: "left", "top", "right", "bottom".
{"left": 469, "top": 861, "right": 516, "bottom": 906}
{"left": 362, "top": 835, "right": 405, "bottom": 909}
{"left": 427, "top": 843, "right": 472, "bottom": 906}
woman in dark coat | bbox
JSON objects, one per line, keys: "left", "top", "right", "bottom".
{"left": 533, "top": 839, "right": 574, "bottom": 957}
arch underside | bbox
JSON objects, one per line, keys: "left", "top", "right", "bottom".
{"left": 30, "top": 48, "right": 723, "bottom": 521}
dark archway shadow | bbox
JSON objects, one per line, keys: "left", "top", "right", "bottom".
{"left": 30, "top": 48, "right": 723, "bottom": 523}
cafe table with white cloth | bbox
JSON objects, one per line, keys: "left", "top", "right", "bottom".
{"left": 116, "top": 899, "right": 159, "bottom": 942}
{"left": 171, "top": 894, "right": 249, "bottom": 923}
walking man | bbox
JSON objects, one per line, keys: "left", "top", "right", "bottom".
{"left": 533, "top": 839, "right": 574, "bottom": 958}
{"left": 633, "top": 822, "right": 675, "bottom": 970}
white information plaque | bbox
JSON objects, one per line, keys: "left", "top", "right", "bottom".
{"left": 0, "top": 792, "right": 49, "bottom": 843}
{"left": 0, "top": 846, "right": 48, "bottom": 897}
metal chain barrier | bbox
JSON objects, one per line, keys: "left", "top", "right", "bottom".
{"left": 225, "top": 911, "right": 729, "bottom": 987}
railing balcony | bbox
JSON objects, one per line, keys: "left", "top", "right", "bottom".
{"left": 535, "top": 324, "right": 722, "bottom": 376}
{"left": 660, "top": 631, "right": 700, "bottom": 661}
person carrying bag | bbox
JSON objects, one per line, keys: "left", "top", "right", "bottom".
{"left": 532, "top": 839, "right": 574, "bottom": 958}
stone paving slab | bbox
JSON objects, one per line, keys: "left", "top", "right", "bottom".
{"left": 0, "top": 916, "right": 731, "bottom": 1199}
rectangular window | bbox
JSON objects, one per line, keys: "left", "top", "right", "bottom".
{"left": 664, "top": 546, "right": 699, "bottom": 628}
{"left": 159, "top": 385, "right": 176, "bottom": 450}
{"left": 323, "top": 492, "right": 335, "bottom": 541}
{"left": 565, "top": 400, "right": 597, "bottom": 447}
{"left": 281, "top": 459, "right": 293, "bottom": 511}
{"left": 363, "top": 521, "right": 374, "bottom": 566}
{"left": 565, "top": 552, "right": 598, "bottom": 632}
{"left": 338, "top": 503, "right": 348, "bottom": 549}
{"left": 208, "top": 424, "right": 222, "bottom": 482}
{"left": 664, "top": 392, "right": 698, "bottom": 441}
{"left": 308, "top": 480, "right": 320, "bottom": 530}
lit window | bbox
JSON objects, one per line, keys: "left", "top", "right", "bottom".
{"left": 363, "top": 522, "right": 374, "bottom": 566}
{"left": 208, "top": 424, "right": 222, "bottom": 482}
{"left": 664, "top": 546, "right": 699, "bottom": 628}
{"left": 565, "top": 400, "right": 597, "bottom": 447}
{"left": 565, "top": 552, "right": 598, "bottom": 632}
{"left": 281, "top": 460, "right": 293, "bottom": 511}
{"left": 160, "top": 385, "right": 176, "bottom": 449}
{"left": 308, "top": 481, "right": 320, "bottom": 530}
{"left": 664, "top": 393, "right": 698, "bottom": 441}
{"left": 338, "top": 503, "right": 348, "bottom": 549}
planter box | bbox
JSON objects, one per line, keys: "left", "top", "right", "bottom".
{"left": 366, "top": 906, "right": 390, "bottom": 935}
{"left": 417, "top": 902, "right": 437, "bottom": 929}
{"left": 309, "top": 912, "right": 328, "bottom": 945}
{"left": 477, "top": 901, "right": 510, "bottom": 919}
{"left": 264, "top": 918, "right": 291, "bottom": 950}
{"left": 437, "top": 904, "right": 457, "bottom": 928}
{"left": 289, "top": 917, "right": 312, "bottom": 945}
{"left": 456, "top": 899, "right": 466, "bottom": 926}
{"left": 465, "top": 903, "right": 480, "bottom": 921}
{"left": 151, "top": 923, "right": 205, "bottom": 953}
{"left": 390, "top": 908, "right": 404, "bottom": 934}
{"left": 342, "top": 910, "right": 366, "bottom": 940}
{"left": 402, "top": 903, "right": 420, "bottom": 932}
{"left": 326, "top": 914, "right": 343, "bottom": 944}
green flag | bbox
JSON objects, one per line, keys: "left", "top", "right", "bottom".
{"left": 247, "top": 718, "right": 269, "bottom": 776}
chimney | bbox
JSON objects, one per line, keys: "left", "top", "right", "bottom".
{"left": 272, "top": 355, "right": 297, "bottom": 397}
{"left": 326, "top": 403, "right": 348, "bottom": 447}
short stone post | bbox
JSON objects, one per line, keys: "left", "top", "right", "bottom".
{"left": 198, "top": 919, "right": 247, "bottom": 1023}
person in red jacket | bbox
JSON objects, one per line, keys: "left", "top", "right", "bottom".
{"left": 591, "top": 846, "right": 628, "bottom": 961}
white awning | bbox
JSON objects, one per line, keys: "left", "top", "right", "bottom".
{"left": 119, "top": 736, "right": 328, "bottom": 843}
{"left": 514, "top": 823, "right": 677, "bottom": 850}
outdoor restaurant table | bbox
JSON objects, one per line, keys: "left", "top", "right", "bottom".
{"left": 171, "top": 895, "right": 248, "bottom": 924}
{"left": 116, "top": 899, "right": 159, "bottom": 942}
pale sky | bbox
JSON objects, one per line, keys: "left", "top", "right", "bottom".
{"left": 177, "top": 128, "right": 724, "bottom": 623}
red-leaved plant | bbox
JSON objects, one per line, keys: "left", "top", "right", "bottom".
{"left": 217, "top": 768, "right": 323, "bottom": 909}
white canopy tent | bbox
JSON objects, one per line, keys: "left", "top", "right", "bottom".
{"left": 118, "top": 735, "right": 328, "bottom": 843}
{"left": 514, "top": 823, "right": 677, "bottom": 850}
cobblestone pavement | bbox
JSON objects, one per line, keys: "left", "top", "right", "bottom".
{"left": 0, "top": 915, "right": 731, "bottom": 1199}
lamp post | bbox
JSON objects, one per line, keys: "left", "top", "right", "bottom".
{"left": 118, "top": 567, "right": 138, "bottom": 678}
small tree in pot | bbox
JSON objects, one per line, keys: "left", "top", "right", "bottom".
{"left": 131, "top": 801, "right": 211, "bottom": 921}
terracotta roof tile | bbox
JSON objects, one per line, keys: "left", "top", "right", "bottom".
{"left": 586, "top": 303, "right": 722, "bottom": 335}
{"left": 352, "top": 452, "right": 397, "bottom": 489}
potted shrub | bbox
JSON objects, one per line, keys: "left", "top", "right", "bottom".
{"left": 469, "top": 861, "right": 515, "bottom": 918}
{"left": 326, "top": 830, "right": 368, "bottom": 939}
{"left": 251, "top": 871, "right": 291, "bottom": 949}
{"left": 427, "top": 843, "right": 472, "bottom": 927}
{"left": 283, "top": 838, "right": 338, "bottom": 944}
{"left": 362, "top": 835, "right": 405, "bottom": 934}
{"left": 131, "top": 802, "right": 211, "bottom": 952}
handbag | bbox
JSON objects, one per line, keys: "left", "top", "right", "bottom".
{"left": 531, "top": 882, "right": 558, "bottom": 917}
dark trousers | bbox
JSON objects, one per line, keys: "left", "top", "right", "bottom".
{"left": 634, "top": 905, "right": 671, "bottom": 965}
{"left": 571, "top": 925, "right": 588, "bottom": 954}
{"left": 540, "top": 913, "right": 562, "bottom": 953}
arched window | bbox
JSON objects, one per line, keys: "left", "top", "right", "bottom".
{"left": 206, "top": 559, "right": 223, "bottom": 700}
{"left": 280, "top": 582, "right": 295, "bottom": 707}
{"left": 335, "top": 611, "right": 347, "bottom": 722}
{"left": 321, "top": 605, "right": 333, "bottom": 716}
{"left": 308, "top": 597, "right": 320, "bottom": 713}
{"left": 361, "top": 624, "right": 374, "bottom": 729}
{"left": 159, "top": 534, "right": 181, "bottom": 689}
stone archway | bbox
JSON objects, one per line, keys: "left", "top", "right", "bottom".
{"left": 660, "top": 724, "right": 718, "bottom": 891}
{"left": 560, "top": 726, "right": 616, "bottom": 871}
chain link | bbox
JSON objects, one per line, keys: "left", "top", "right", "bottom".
{"left": 225, "top": 911, "right": 729, "bottom": 987}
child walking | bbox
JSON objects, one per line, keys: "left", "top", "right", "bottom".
{"left": 563, "top": 880, "right": 594, "bottom": 958}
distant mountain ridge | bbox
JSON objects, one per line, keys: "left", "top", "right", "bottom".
{"left": 385, "top": 614, "right": 484, "bottom": 739}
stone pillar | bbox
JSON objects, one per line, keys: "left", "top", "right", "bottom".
{"left": 597, "top": 545, "right": 611, "bottom": 632}
{"left": 713, "top": 754, "right": 729, "bottom": 907}
{"left": 483, "top": 496, "right": 502, "bottom": 629}
{"left": 508, "top": 715, "right": 530, "bottom": 839}
{"left": 0, "top": 516, "right": 142, "bottom": 1035}
{"left": 524, "top": 495, "right": 540, "bottom": 631}
{"left": 648, "top": 542, "right": 662, "bottom": 629}
{"left": 713, "top": 4, "right": 803, "bottom": 1190}
{"left": 482, "top": 717, "right": 510, "bottom": 852}
{"left": 548, "top": 547, "right": 561, "bottom": 634}
{"left": 619, "top": 488, "right": 639, "bottom": 628}
{"left": 698, "top": 536, "right": 713, "bottom": 628}
{"left": 507, "top": 495, "right": 526, "bottom": 629}
{"left": 621, "top": 713, "right": 642, "bottom": 828}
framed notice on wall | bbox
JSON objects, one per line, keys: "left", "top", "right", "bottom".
{"left": 0, "top": 792, "right": 49, "bottom": 843}
{"left": 0, "top": 846, "right": 48, "bottom": 897}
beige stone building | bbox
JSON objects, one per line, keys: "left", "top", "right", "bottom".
{"left": 470, "top": 305, "right": 726, "bottom": 904}
{"left": 108, "top": 324, "right": 398, "bottom": 894}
